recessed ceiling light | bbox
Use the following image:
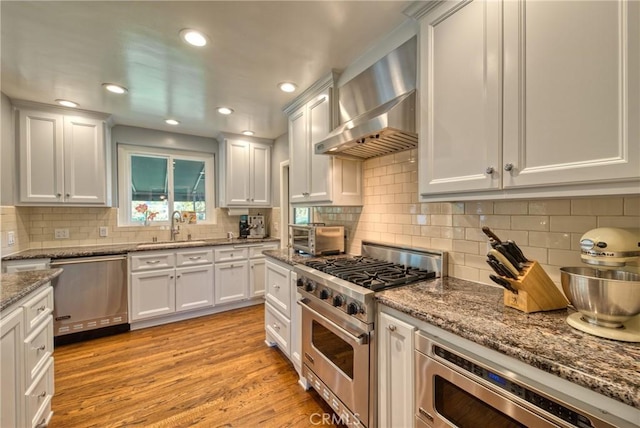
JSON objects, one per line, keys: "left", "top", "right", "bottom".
{"left": 278, "top": 82, "right": 297, "bottom": 93}
{"left": 55, "top": 99, "right": 78, "bottom": 108}
{"left": 217, "top": 107, "right": 234, "bottom": 115}
{"left": 180, "top": 29, "right": 208, "bottom": 47}
{"left": 165, "top": 119, "right": 180, "bottom": 125}
{"left": 242, "top": 130, "right": 255, "bottom": 136}
{"left": 102, "top": 83, "right": 128, "bottom": 94}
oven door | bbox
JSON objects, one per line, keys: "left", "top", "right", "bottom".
{"left": 300, "top": 298, "right": 370, "bottom": 426}
{"left": 415, "top": 351, "right": 560, "bottom": 428}
{"left": 289, "top": 226, "right": 313, "bottom": 254}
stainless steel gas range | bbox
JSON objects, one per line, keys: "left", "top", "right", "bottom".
{"left": 295, "top": 241, "right": 446, "bottom": 428}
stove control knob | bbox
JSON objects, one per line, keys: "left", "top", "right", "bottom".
{"left": 347, "top": 303, "right": 361, "bottom": 315}
{"left": 319, "top": 289, "right": 331, "bottom": 300}
{"left": 297, "top": 278, "right": 304, "bottom": 288}
{"left": 333, "top": 295, "right": 345, "bottom": 307}
{"left": 305, "top": 281, "right": 316, "bottom": 293}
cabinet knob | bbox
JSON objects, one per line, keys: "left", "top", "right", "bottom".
{"left": 36, "top": 305, "right": 46, "bottom": 313}
{"left": 246, "top": 198, "right": 250, "bottom": 201}
{"left": 273, "top": 284, "right": 280, "bottom": 289}
{"left": 504, "top": 163, "right": 514, "bottom": 172}
{"left": 170, "top": 275, "right": 174, "bottom": 279}
{"left": 273, "top": 323, "right": 280, "bottom": 331}
{"left": 388, "top": 324, "right": 397, "bottom": 332}
{"left": 56, "top": 193, "right": 62, "bottom": 197}
{"left": 177, "top": 274, "right": 181, "bottom": 278}
{"left": 66, "top": 193, "right": 70, "bottom": 197}
{"left": 485, "top": 166, "right": 494, "bottom": 175}
{"left": 251, "top": 198, "right": 254, "bottom": 201}
{"left": 32, "top": 344, "right": 46, "bottom": 352}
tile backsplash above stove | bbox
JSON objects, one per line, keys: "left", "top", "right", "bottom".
{"left": 312, "top": 150, "right": 640, "bottom": 289}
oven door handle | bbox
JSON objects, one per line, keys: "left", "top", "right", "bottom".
{"left": 298, "top": 298, "right": 368, "bottom": 345}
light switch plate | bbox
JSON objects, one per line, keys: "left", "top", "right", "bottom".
{"left": 99, "top": 226, "right": 108, "bottom": 237}
{"left": 7, "top": 231, "right": 15, "bottom": 246}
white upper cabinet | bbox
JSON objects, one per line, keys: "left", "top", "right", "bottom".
{"left": 285, "top": 73, "right": 363, "bottom": 206}
{"left": 16, "top": 103, "right": 110, "bottom": 206}
{"left": 417, "top": 0, "right": 639, "bottom": 200}
{"left": 218, "top": 134, "right": 272, "bottom": 207}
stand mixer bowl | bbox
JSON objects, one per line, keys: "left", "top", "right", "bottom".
{"left": 560, "top": 267, "right": 640, "bottom": 328}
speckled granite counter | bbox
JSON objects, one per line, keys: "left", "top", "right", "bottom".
{"left": 1, "top": 268, "right": 63, "bottom": 311}
{"left": 377, "top": 277, "right": 640, "bottom": 409}
{"left": 2, "top": 237, "right": 280, "bottom": 261}
{"left": 263, "top": 248, "right": 327, "bottom": 266}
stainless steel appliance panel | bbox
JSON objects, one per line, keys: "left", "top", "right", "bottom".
{"left": 300, "top": 298, "right": 370, "bottom": 427}
{"left": 50, "top": 255, "right": 127, "bottom": 337}
{"left": 289, "top": 224, "right": 344, "bottom": 256}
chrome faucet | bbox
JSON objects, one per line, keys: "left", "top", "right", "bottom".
{"left": 171, "top": 211, "right": 182, "bottom": 241}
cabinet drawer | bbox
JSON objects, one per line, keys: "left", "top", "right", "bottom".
{"left": 249, "top": 243, "right": 279, "bottom": 258}
{"left": 25, "top": 357, "right": 54, "bottom": 428}
{"left": 176, "top": 248, "right": 213, "bottom": 266}
{"left": 24, "top": 315, "right": 53, "bottom": 385}
{"left": 265, "top": 261, "right": 291, "bottom": 317}
{"left": 214, "top": 246, "right": 248, "bottom": 262}
{"left": 265, "top": 302, "right": 291, "bottom": 356}
{"left": 130, "top": 252, "right": 175, "bottom": 271}
{"left": 23, "top": 286, "right": 53, "bottom": 333}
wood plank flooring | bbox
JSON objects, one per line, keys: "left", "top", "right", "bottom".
{"left": 51, "top": 303, "right": 338, "bottom": 427}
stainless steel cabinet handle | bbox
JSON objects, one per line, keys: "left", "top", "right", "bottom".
{"left": 33, "top": 345, "right": 46, "bottom": 352}
{"left": 188, "top": 256, "right": 201, "bottom": 260}
{"left": 34, "top": 391, "right": 46, "bottom": 398}
{"left": 485, "top": 166, "right": 494, "bottom": 175}
{"left": 35, "top": 419, "right": 47, "bottom": 428}
{"left": 36, "top": 305, "right": 46, "bottom": 312}
{"left": 272, "top": 323, "right": 280, "bottom": 331}
{"left": 388, "top": 324, "right": 397, "bottom": 332}
{"left": 273, "top": 284, "right": 280, "bottom": 289}
{"left": 146, "top": 260, "right": 161, "bottom": 265}
{"left": 504, "top": 163, "right": 514, "bottom": 172}
{"left": 298, "top": 299, "right": 368, "bottom": 345}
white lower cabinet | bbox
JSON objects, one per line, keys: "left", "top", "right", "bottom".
{"left": 378, "top": 308, "right": 416, "bottom": 428}
{"left": 249, "top": 258, "right": 266, "bottom": 297}
{"left": 1, "top": 284, "right": 54, "bottom": 428}
{"left": 130, "top": 248, "right": 214, "bottom": 322}
{"left": 214, "top": 261, "right": 249, "bottom": 304}
{"left": 264, "top": 258, "right": 296, "bottom": 360}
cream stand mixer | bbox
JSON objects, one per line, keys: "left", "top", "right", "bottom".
{"left": 560, "top": 227, "right": 640, "bottom": 342}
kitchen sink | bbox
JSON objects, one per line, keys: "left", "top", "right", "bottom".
{"left": 136, "top": 240, "right": 206, "bottom": 249}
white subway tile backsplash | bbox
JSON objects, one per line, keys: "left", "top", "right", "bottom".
{"left": 624, "top": 196, "right": 640, "bottom": 216}
{"left": 518, "top": 246, "right": 548, "bottom": 264}
{"left": 453, "top": 239, "right": 480, "bottom": 254}
{"left": 528, "top": 199, "right": 570, "bottom": 215}
{"left": 529, "top": 231, "right": 572, "bottom": 249}
{"left": 479, "top": 215, "right": 511, "bottom": 229}
{"left": 548, "top": 249, "right": 582, "bottom": 267}
{"left": 494, "top": 201, "right": 528, "bottom": 215}
{"left": 549, "top": 216, "right": 597, "bottom": 233}
{"left": 511, "top": 215, "right": 549, "bottom": 231}
{"left": 431, "top": 214, "right": 453, "bottom": 227}
{"left": 465, "top": 201, "right": 494, "bottom": 215}
{"left": 571, "top": 197, "right": 624, "bottom": 216}
{"left": 597, "top": 216, "right": 640, "bottom": 228}
{"left": 453, "top": 214, "right": 480, "bottom": 228}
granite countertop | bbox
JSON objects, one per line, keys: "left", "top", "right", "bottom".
{"left": 1, "top": 237, "right": 280, "bottom": 261}
{"left": 1, "top": 268, "right": 63, "bottom": 311}
{"left": 263, "top": 248, "right": 323, "bottom": 266}
{"left": 377, "top": 277, "right": 640, "bottom": 409}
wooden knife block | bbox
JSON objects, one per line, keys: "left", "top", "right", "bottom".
{"left": 502, "top": 261, "right": 568, "bottom": 313}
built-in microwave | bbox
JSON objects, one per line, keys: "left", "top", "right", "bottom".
{"left": 289, "top": 223, "right": 345, "bottom": 256}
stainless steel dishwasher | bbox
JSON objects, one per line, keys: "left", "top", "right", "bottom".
{"left": 49, "top": 255, "right": 129, "bottom": 345}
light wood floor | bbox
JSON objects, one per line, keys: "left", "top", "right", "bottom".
{"left": 51, "top": 304, "right": 338, "bottom": 427}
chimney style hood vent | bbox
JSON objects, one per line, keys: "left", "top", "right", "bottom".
{"left": 315, "top": 37, "right": 417, "bottom": 160}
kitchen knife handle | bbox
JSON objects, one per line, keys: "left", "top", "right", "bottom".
{"left": 506, "top": 240, "right": 529, "bottom": 263}
{"left": 482, "top": 226, "right": 503, "bottom": 244}
{"left": 488, "top": 249, "right": 520, "bottom": 278}
{"left": 489, "top": 274, "right": 518, "bottom": 294}
{"left": 486, "top": 257, "right": 517, "bottom": 279}
{"left": 495, "top": 245, "right": 523, "bottom": 271}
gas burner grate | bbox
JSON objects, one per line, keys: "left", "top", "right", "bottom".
{"left": 304, "top": 257, "right": 436, "bottom": 291}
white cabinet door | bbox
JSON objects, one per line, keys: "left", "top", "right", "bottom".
{"left": 418, "top": 0, "right": 502, "bottom": 195}
{"left": 18, "top": 109, "right": 64, "bottom": 203}
{"left": 175, "top": 265, "right": 214, "bottom": 312}
{"left": 249, "top": 257, "right": 266, "bottom": 298}
{"left": 289, "top": 271, "right": 302, "bottom": 373}
{"left": 265, "top": 259, "right": 291, "bottom": 317}
{"left": 289, "top": 106, "right": 308, "bottom": 203}
{"left": 63, "top": 116, "right": 106, "bottom": 204}
{"left": 1, "top": 308, "right": 24, "bottom": 428}
{"left": 307, "top": 90, "right": 333, "bottom": 202}
{"left": 378, "top": 311, "right": 416, "bottom": 428}
{"left": 214, "top": 261, "right": 249, "bottom": 304}
{"left": 250, "top": 143, "right": 271, "bottom": 205}
{"left": 502, "top": 0, "right": 639, "bottom": 188}
{"left": 226, "top": 139, "right": 251, "bottom": 205}
{"left": 130, "top": 269, "right": 176, "bottom": 320}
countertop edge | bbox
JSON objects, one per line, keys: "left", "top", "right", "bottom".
{"left": 1, "top": 268, "right": 63, "bottom": 311}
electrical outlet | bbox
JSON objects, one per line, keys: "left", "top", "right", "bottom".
{"left": 7, "top": 231, "right": 15, "bottom": 246}
{"left": 54, "top": 229, "right": 70, "bottom": 239}
{"left": 99, "top": 226, "right": 108, "bottom": 237}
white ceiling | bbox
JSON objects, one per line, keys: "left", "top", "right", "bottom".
{"left": 1, "top": 1, "right": 413, "bottom": 140}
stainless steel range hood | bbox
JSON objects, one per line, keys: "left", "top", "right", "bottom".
{"left": 315, "top": 37, "right": 417, "bottom": 160}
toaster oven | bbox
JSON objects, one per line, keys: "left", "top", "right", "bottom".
{"left": 289, "top": 223, "right": 345, "bottom": 256}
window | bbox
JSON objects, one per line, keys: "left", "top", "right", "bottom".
{"left": 293, "top": 207, "right": 311, "bottom": 224}
{"left": 118, "top": 145, "right": 215, "bottom": 226}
